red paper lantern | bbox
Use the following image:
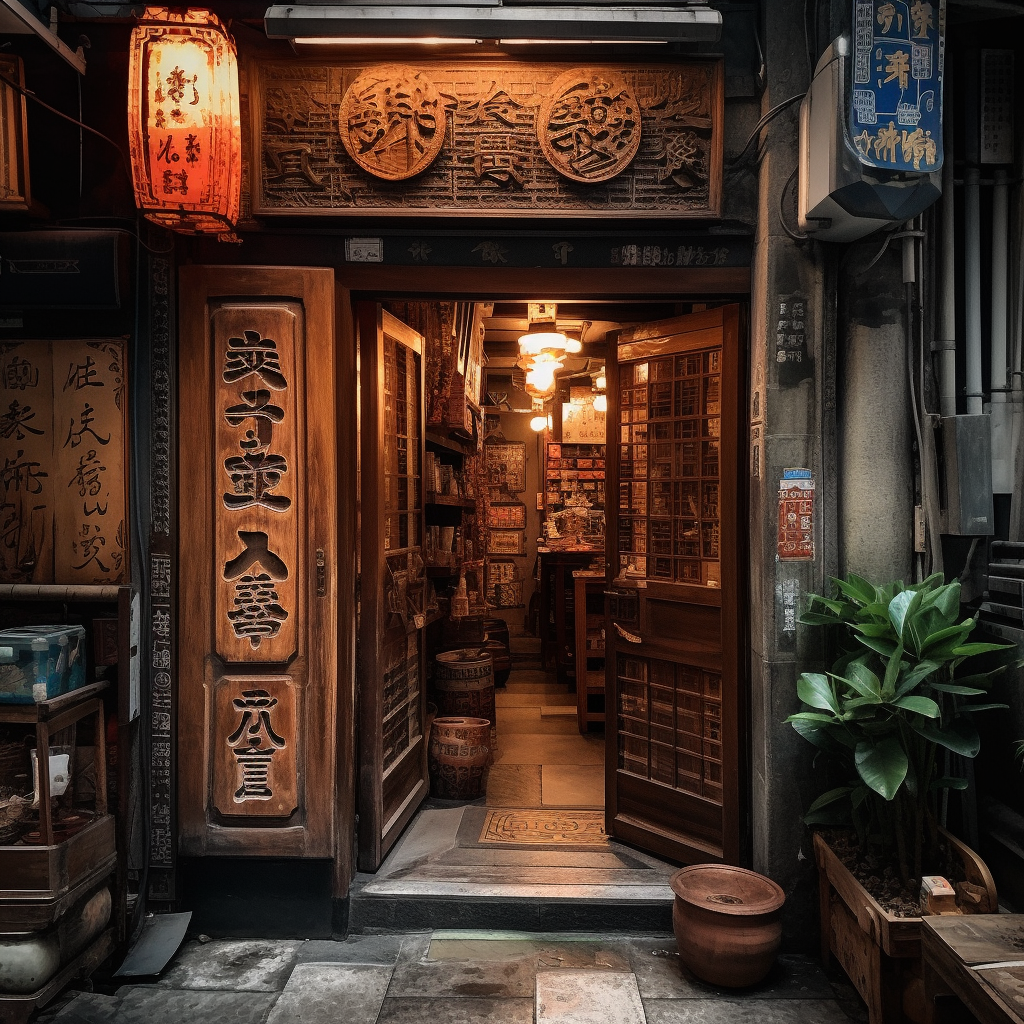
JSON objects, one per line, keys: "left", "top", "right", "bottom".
{"left": 128, "top": 7, "right": 240, "bottom": 236}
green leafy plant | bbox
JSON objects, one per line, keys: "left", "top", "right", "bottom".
{"left": 787, "top": 572, "right": 1015, "bottom": 883}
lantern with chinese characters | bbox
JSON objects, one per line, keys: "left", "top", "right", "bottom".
{"left": 128, "top": 7, "right": 240, "bottom": 236}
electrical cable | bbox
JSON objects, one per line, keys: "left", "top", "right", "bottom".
{"left": 729, "top": 93, "right": 806, "bottom": 167}
{"left": 0, "top": 70, "right": 132, "bottom": 187}
{"left": 778, "top": 166, "right": 808, "bottom": 241}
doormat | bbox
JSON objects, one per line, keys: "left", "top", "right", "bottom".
{"left": 479, "top": 809, "right": 609, "bottom": 846}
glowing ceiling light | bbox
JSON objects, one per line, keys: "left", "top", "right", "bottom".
{"left": 593, "top": 393, "right": 608, "bottom": 413}
{"left": 595, "top": 372, "right": 606, "bottom": 390}
{"left": 530, "top": 414, "right": 548, "bottom": 432}
{"left": 518, "top": 331, "right": 568, "bottom": 357}
{"left": 564, "top": 337, "right": 582, "bottom": 354}
{"left": 525, "top": 353, "right": 562, "bottom": 395}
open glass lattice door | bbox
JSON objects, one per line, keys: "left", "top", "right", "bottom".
{"left": 605, "top": 305, "right": 745, "bottom": 865}
{"left": 357, "top": 304, "right": 429, "bottom": 871}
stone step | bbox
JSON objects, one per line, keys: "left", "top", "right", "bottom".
{"left": 347, "top": 887, "right": 673, "bottom": 934}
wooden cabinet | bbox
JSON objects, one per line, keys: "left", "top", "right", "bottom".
{"left": 539, "top": 549, "right": 600, "bottom": 684}
{"left": 573, "top": 572, "right": 605, "bottom": 733}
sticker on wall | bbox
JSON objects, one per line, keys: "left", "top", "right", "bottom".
{"left": 777, "top": 469, "right": 814, "bottom": 561}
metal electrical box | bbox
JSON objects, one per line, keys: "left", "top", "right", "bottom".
{"left": 941, "top": 415, "right": 994, "bottom": 536}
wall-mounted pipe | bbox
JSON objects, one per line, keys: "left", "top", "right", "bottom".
{"left": 938, "top": 89, "right": 957, "bottom": 418}
{"left": 965, "top": 52, "right": 984, "bottom": 417}
{"left": 991, "top": 168, "right": 1012, "bottom": 492}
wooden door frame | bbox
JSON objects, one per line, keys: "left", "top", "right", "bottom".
{"left": 340, "top": 269, "right": 750, "bottom": 870}
{"left": 603, "top": 304, "right": 749, "bottom": 866}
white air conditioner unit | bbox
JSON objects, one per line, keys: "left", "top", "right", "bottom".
{"left": 798, "top": 37, "right": 942, "bottom": 243}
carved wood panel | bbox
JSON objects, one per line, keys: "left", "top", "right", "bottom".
{"left": 212, "top": 302, "right": 300, "bottom": 663}
{"left": 212, "top": 674, "right": 298, "bottom": 818}
{"left": 178, "top": 266, "right": 337, "bottom": 860}
{"left": 0, "top": 340, "right": 128, "bottom": 584}
{"left": 251, "top": 59, "right": 723, "bottom": 219}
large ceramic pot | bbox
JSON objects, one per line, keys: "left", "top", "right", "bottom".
{"left": 670, "top": 864, "right": 785, "bottom": 988}
{"left": 428, "top": 717, "right": 491, "bottom": 800}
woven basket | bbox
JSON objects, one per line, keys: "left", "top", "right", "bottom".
{"left": 0, "top": 740, "right": 29, "bottom": 792}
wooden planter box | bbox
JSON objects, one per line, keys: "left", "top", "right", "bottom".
{"left": 0, "top": 815, "right": 116, "bottom": 931}
{"left": 814, "top": 829, "right": 998, "bottom": 1024}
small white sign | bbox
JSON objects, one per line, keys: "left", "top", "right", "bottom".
{"left": 345, "top": 237, "right": 383, "bottom": 263}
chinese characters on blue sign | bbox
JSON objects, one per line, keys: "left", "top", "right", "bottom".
{"left": 849, "top": 1, "right": 944, "bottom": 172}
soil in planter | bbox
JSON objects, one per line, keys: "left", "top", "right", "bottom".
{"left": 819, "top": 828, "right": 971, "bottom": 919}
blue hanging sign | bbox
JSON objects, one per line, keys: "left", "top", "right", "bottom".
{"left": 848, "top": 0, "right": 945, "bottom": 173}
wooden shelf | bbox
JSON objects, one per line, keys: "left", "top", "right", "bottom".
{"left": 426, "top": 565, "right": 459, "bottom": 577}
{"left": 426, "top": 430, "right": 475, "bottom": 456}
{"left": 425, "top": 493, "right": 476, "bottom": 508}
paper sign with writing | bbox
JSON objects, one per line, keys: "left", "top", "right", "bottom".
{"left": 849, "top": 0, "right": 944, "bottom": 173}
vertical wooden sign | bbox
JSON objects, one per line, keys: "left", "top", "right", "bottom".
{"left": 53, "top": 342, "right": 128, "bottom": 583}
{"left": 0, "top": 340, "right": 128, "bottom": 584}
{"left": 0, "top": 342, "right": 53, "bottom": 582}
{"left": 212, "top": 303, "right": 300, "bottom": 664}
{"left": 178, "top": 266, "right": 337, "bottom": 861}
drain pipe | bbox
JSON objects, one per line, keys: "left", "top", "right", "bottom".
{"left": 965, "top": 52, "right": 984, "bottom": 416}
{"left": 1011, "top": 172, "right": 1024, "bottom": 540}
{"left": 938, "top": 91, "right": 957, "bottom": 418}
{"left": 992, "top": 168, "right": 1012, "bottom": 492}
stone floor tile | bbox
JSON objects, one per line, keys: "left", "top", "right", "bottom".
{"left": 642, "top": 998, "right": 853, "bottom": 1023}
{"left": 386, "top": 955, "right": 537, "bottom": 997}
{"left": 265, "top": 963, "right": 392, "bottom": 1024}
{"left": 491, "top": 733, "right": 603, "bottom": 766}
{"left": 294, "top": 934, "right": 406, "bottom": 965}
{"left": 485, "top": 764, "right": 543, "bottom": 807}
{"left": 536, "top": 969, "right": 646, "bottom": 1024}
{"left": 496, "top": 706, "right": 579, "bottom": 735}
{"left": 49, "top": 991, "right": 122, "bottom": 1023}
{"left": 396, "top": 932, "right": 433, "bottom": 962}
{"left": 628, "top": 940, "right": 833, "bottom": 1000}
{"left": 116, "top": 987, "right": 278, "bottom": 1023}
{"left": 541, "top": 765, "right": 604, "bottom": 809}
{"left": 375, "top": 997, "right": 535, "bottom": 1023}
{"left": 157, "top": 938, "right": 301, "bottom": 991}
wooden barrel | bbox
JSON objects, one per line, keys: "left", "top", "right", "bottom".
{"left": 428, "top": 717, "right": 491, "bottom": 799}
{"left": 434, "top": 649, "right": 495, "bottom": 727}
{"left": 482, "top": 619, "right": 512, "bottom": 686}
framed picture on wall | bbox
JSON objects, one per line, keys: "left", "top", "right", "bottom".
{"left": 488, "top": 530, "right": 526, "bottom": 556}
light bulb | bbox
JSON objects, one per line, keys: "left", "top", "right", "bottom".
{"left": 593, "top": 393, "right": 608, "bottom": 412}
{"left": 565, "top": 337, "right": 582, "bottom": 354}
{"left": 526, "top": 362, "right": 558, "bottom": 394}
{"left": 595, "top": 373, "right": 606, "bottom": 390}
{"left": 530, "top": 414, "right": 547, "bottom": 432}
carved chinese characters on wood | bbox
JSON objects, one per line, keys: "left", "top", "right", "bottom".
{"left": 254, "top": 60, "right": 722, "bottom": 218}
{"left": 538, "top": 69, "right": 641, "bottom": 183}
{"left": 339, "top": 64, "right": 446, "bottom": 181}
{"left": 212, "top": 675, "right": 298, "bottom": 818}
{"left": 212, "top": 303, "right": 299, "bottom": 663}
{"left": 0, "top": 340, "right": 128, "bottom": 584}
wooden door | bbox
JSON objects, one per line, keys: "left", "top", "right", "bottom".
{"left": 605, "top": 305, "right": 745, "bottom": 865}
{"left": 357, "top": 304, "right": 429, "bottom": 870}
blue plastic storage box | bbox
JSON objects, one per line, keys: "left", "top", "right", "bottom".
{"left": 0, "top": 625, "right": 88, "bottom": 703}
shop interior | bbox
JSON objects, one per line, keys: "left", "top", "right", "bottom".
{"left": 358, "top": 296, "right": 712, "bottom": 895}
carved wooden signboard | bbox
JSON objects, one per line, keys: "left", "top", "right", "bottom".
{"left": 213, "top": 304, "right": 299, "bottom": 664}
{"left": 0, "top": 340, "right": 128, "bottom": 584}
{"left": 252, "top": 59, "right": 723, "bottom": 218}
{"left": 178, "top": 266, "right": 337, "bottom": 860}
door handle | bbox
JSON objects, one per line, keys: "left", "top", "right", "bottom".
{"left": 613, "top": 622, "right": 642, "bottom": 644}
